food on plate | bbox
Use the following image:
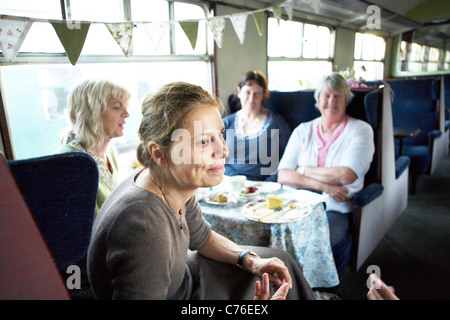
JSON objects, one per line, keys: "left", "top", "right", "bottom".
{"left": 239, "top": 186, "right": 259, "bottom": 194}
{"left": 215, "top": 192, "right": 228, "bottom": 203}
{"left": 266, "top": 194, "right": 284, "bottom": 209}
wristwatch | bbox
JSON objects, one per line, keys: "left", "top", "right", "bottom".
{"left": 298, "top": 165, "right": 305, "bottom": 175}
{"left": 237, "top": 250, "right": 259, "bottom": 268}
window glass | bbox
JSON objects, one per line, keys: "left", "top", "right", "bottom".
{"left": 19, "top": 22, "right": 65, "bottom": 53}
{"left": 1, "top": 61, "right": 211, "bottom": 177}
{"left": 80, "top": 24, "right": 125, "bottom": 55}
{"left": 267, "top": 18, "right": 332, "bottom": 90}
{"left": 174, "top": 2, "right": 207, "bottom": 54}
{"left": 0, "top": 0, "right": 62, "bottom": 19}
{"left": 353, "top": 32, "right": 385, "bottom": 81}
{"left": 131, "top": 0, "right": 170, "bottom": 54}
{"left": 69, "top": 0, "right": 123, "bottom": 22}
{"left": 268, "top": 60, "right": 332, "bottom": 91}
{"left": 268, "top": 18, "right": 302, "bottom": 58}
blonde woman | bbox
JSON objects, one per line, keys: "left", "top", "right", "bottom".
{"left": 87, "top": 82, "right": 314, "bottom": 300}
{"left": 55, "top": 79, "right": 131, "bottom": 215}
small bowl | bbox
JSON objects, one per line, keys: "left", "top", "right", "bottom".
{"left": 238, "top": 186, "right": 260, "bottom": 201}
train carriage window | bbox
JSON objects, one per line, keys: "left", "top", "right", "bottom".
{"left": 0, "top": 0, "right": 212, "bottom": 179}
{"left": 267, "top": 18, "right": 332, "bottom": 91}
{"left": 399, "top": 41, "right": 442, "bottom": 73}
{"left": 353, "top": 33, "right": 386, "bottom": 82}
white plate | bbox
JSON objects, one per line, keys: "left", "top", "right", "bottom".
{"left": 204, "top": 192, "right": 238, "bottom": 206}
{"left": 242, "top": 199, "right": 312, "bottom": 223}
{"left": 249, "top": 181, "right": 281, "bottom": 194}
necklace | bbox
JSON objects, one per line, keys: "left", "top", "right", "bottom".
{"left": 238, "top": 110, "right": 263, "bottom": 135}
{"left": 154, "top": 178, "right": 184, "bottom": 230}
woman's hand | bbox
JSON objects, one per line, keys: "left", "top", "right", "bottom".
{"left": 254, "top": 273, "right": 290, "bottom": 300}
{"left": 367, "top": 273, "right": 400, "bottom": 300}
{"left": 245, "top": 256, "right": 292, "bottom": 291}
{"left": 323, "top": 184, "right": 350, "bottom": 202}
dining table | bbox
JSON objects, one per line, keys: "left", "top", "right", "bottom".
{"left": 197, "top": 176, "right": 340, "bottom": 289}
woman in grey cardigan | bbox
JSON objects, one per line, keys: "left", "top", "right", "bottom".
{"left": 87, "top": 82, "right": 314, "bottom": 300}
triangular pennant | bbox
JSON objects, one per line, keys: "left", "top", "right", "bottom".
{"left": 0, "top": 16, "right": 33, "bottom": 63}
{"left": 179, "top": 21, "right": 198, "bottom": 50}
{"left": 143, "top": 22, "right": 168, "bottom": 51}
{"left": 252, "top": 11, "right": 264, "bottom": 37}
{"left": 302, "top": 0, "right": 321, "bottom": 14}
{"left": 207, "top": 17, "right": 226, "bottom": 48}
{"left": 51, "top": 22, "right": 90, "bottom": 65}
{"left": 282, "top": 0, "right": 294, "bottom": 21}
{"left": 271, "top": 6, "right": 283, "bottom": 25}
{"left": 106, "top": 22, "right": 133, "bottom": 57}
{"left": 229, "top": 13, "right": 248, "bottom": 45}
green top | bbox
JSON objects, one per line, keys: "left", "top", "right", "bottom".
{"left": 54, "top": 143, "right": 120, "bottom": 217}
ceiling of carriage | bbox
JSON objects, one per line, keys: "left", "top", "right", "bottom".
{"left": 203, "top": 0, "right": 450, "bottom": 47}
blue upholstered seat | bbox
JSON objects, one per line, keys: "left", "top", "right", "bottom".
{"left": 7, "top": 152, "right": 99, "bottom": 270}
{"left": 262, "top": 88, "right": 385, "bottom": 273}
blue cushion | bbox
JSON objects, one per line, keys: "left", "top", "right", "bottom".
{"left": 395, "top": 156, "right": 411, "bottom": 179}
{"left": 401, "top": 145, "right": 431, "bottom": 174}
{"left": 8, "top": 152, "right": 98, "bottom": 270}
{"left": 353, "top": 183, "right": 384, "bottom": 207}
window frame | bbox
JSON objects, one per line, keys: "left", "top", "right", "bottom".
{"left": 0, "top": 0, "right": 213, "bottom": 161}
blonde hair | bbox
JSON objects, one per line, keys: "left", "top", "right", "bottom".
{"left": 67, "top": 79, "right": 131, "bottom": 150}
{"left": 137, "top": 82, "right": 222, "bottom": 181}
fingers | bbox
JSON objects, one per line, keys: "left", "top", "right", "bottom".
{"left": 367, "top": 274, "right": 400, "bottom": 300}
{"left": 265, "top": 260, "right": 292, "bottom": 290}
{"left": 254, "top": 273, "right": 290, "bottom": 300}
{"left": 271, "top": 283, "right": 290, "bottom": 300}
{"left": 254, "top": 273, "right": 270, "bottom": 300}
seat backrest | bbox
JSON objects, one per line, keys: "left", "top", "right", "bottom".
{"left": 264, "top": 90, "right": 320, "bottom": 131}
{"left": 265, "top": 88, "right": 381, "bottom": 185}
{"left": 7, "top": 152, "right": 99, "bottom": 270}
{"left": 0, "top": 154, "right": 69, "bottom": 299}
{"left": 387, "top": 78, "right": 439, "bottom": 146}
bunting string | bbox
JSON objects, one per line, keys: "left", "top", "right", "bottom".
{"left": 0, "top": 0, "right": 318, "bottom": 65}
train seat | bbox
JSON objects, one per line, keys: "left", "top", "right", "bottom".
{"left": 0, "top": 154, "right": 70, "bottom": 299}
{"left": 263, "top": 87, "right": 408, "bottom": 273}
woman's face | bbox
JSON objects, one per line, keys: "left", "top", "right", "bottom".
{"left": 318, "top": 86, "right": 347, "bottom": 122}
{"left": 166, "top": 105, "right": 228, "bottom": 190}
{"left": 237, "top": 81, "right": 264, "bottom": 111}
{"left": 101, "top": 96, "right": 130, "bottom": 140}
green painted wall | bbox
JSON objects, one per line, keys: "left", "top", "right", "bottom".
{"left": 405, "top": 0, "right": 450, "bottom": 22}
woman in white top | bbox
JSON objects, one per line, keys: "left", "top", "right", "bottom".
{"left": 278, "top": 73, "right": 374, "bottom": 270}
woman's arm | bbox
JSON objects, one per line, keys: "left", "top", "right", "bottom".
{"left": 198, "top": 231, "right": 292, "bottom": 290}
{"left": 278, "top": 168, "right": 351, "bottom": 202}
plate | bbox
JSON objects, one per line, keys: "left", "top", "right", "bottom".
{"left": 242, "top": 198, "right": 313, "bottom": 223}
{"left": 204, "top": 192, "right": 238, "bottom": 206}
{"left": 250, "top": 181, "right": 281, "bottom": 194}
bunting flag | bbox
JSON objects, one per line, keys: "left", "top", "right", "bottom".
{"left": 51, "top": 22, "right": 90, "bottom": 65}
{"left": 302, "top": 0, "right": 321, "bottom": 14}
{"left": 143, "top": 22, "right": 168, "bottom": 51}
{"left": 0, "top": 16, "right": 33, "bottom": 63}
{"left": 229, "top": 13, "right": 248, "bottom": 44}
{"left": 271, "top": 6, "right": 283, "bottom": 25}
{"left": 207, "top": 17, "right": 226, "bottom": 48}
{"left": 1, "top": 1, "right": 296, "bottom": 65}
{"left": 106, "top": 22, "right": 133, "bottom": 57}
{"left": 179, "top": 21, "right": 199, "bottom": 50}
{"left": 283, "top": 0, "right": 294, "bottom": 21}
{"left": 252, "top": 11, "right": 264, "bottom": 37}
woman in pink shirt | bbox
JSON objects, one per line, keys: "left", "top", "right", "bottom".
{"left": 278, "top": 73, "right": 374, "bottom": 272}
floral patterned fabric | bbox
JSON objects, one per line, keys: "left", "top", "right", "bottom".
{"left": 200, "top": 188, "right": 340, "bottom": 289}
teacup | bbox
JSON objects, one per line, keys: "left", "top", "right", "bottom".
{"left": 229, "top": 175, "right": 246, "bottom": 191}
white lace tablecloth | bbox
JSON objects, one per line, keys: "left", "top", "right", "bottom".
{"left": 198, "top": 181, "right": 340, "bottom": 289}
